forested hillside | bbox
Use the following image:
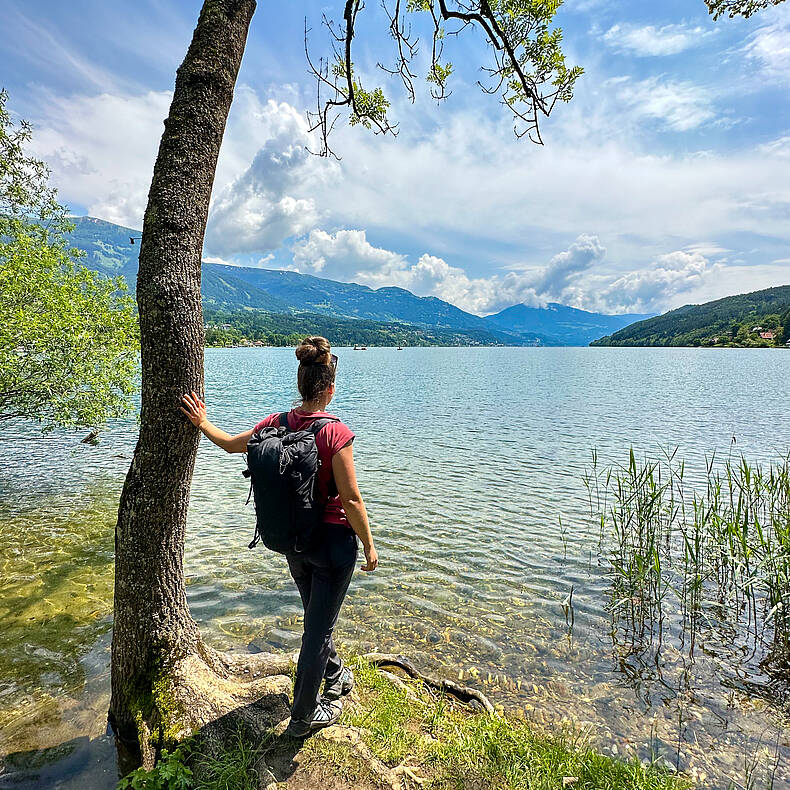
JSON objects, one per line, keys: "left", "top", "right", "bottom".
{"left": 203, "top": 308, "right": 529, "bottom": 347}
{"left": 591, "top": 286, "right": 790, "bottom": 347}
{"left": 66, "top": 217, "right": 496, "bottom": 330}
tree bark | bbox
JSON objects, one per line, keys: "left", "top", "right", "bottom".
{"left": 109, "top": 0, "right": 268, "bottom": 769}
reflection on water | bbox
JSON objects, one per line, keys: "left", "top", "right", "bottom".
{"left": 0, "top": 489, "right": 116, "bottom": 754}
{"left": 1, "top": 347, "right": 789, "bottom": 788}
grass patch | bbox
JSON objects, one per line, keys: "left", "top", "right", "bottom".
{"left": 338, "top": 657, "right": 689, "bottom": 790}
{"left": 190, "top": 729, "right": 262, "bottom": 790}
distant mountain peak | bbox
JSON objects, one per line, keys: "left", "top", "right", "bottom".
{"left": 485, "top": 301, "right": 655, "bottom": 345}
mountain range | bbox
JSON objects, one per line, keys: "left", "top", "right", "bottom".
{"left": 66, "top": 216, "right": 651, "bottom": 346}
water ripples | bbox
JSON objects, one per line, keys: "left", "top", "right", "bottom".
{"left": 1, "top": 347, "right": 790, "bottom": 787}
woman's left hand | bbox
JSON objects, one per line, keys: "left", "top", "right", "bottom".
{"left": 180, "top": 391, "right": 207, "bottom": 428}
{"left": 361, "top": 542, "right": 379, "bottom": 572}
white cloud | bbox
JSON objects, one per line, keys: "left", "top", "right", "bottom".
{"left": 27, "top": 88, "right": 336, "bottom": 249}
{"left": 603, "top": 23, "right": 714, "bottom": 57}
{"left": 29, "top": 90, "right": 172, "bottom": 226}
{"left": 292, "top": 228, "right": 534, "bottom": 313}
{"left": 204, "top": 99, "right": 337, "bottom": 256}
{"left": 291, "top": 230, "right": 717, "bottom": 315}
{"left": 612, "top": 76, "right": 717, "bottom": 131}
{"left": 583, "top": 250, "right": 722, "bottom": 313}
{"left": 22, "top": 72, "right": 790, "bottom": 315}
{"left": 760, "top": 135, "right": 790, "bottom": 157}
{"left": 532, "top": 235, "right": 606, "bottom": 295}
{"left": 292, "top": 229, "right": 407, "bottom": 281}
{"left": 673, "top": 262, "right": 790, "bottom": 306}
{"left": 744, "top": 11, "right": 790, "bottom": 84}
{"left": 683, "top": 242, "right": 730, "bottom": 257}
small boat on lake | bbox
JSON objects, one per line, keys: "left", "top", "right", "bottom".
{"left": 353, "top": 344, "right": 367, "bottom": 350}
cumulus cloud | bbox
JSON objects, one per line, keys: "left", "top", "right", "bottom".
{"left": 292, "top": 228, "right": 530, "bottom": 313}
{"left": 21, "top": 68, "right": 790, "bottom": 312}
{"left": 28, "top": 90, "right": 172, "bottom": 226}
{"left": 603, "top": 23, "right": 714, "bottom": 57}
{"left": 292, "top": 230, "right": 725, "bottom": 314}
{"left": 204, "top": 100, "right": 335, "bottom": 256}
{"left": 26, "top": 87, "right": 334, "bottom": 241}
{"left": 587, "top": 250, "right": 722, "bottom": 313}
{"left": 292, "top": 229, "right": 513, "bottom": 313}
{"left": 292, "top": 229, "right": 407, "bottom": 281}
{"left": 531, "top": 235, "right": 606, "bottom": 296}
{"left": 291, "top": 230, "right": 697, "bottom": 315}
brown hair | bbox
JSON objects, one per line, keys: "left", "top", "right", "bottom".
{"left": 295, "top": 336, "right": 335, "bottom": 404}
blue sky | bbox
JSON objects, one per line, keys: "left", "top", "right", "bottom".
{"left": 2, "top": 0, "right": 789, "bottom": 315}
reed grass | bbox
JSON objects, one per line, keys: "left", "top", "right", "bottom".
{"left": 585, "top": 449, "right": 790, "bottom": 672}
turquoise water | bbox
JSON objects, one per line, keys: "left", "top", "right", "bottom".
{"left": 1, "top": 347, "right": 789, "bottom": 788}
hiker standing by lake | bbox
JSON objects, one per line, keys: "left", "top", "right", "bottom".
{"left": 180, "top": 336, "right": 378, "bottom": 737}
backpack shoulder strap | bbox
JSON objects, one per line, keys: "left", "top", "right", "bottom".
{"left": 308, "top": 418, "right": 341, "bottom": 498}
{"left": 307, "top": 417, "right": 340, "bottom": 435}
{"left": 279, "top": 412, "right": 289, "bottom": 429}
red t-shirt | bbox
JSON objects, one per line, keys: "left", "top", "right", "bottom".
{"left": 252, "top": 409, "right": 355, "bottom": 526}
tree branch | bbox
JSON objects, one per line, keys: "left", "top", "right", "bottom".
{"left": 306, "top": 0, "right": 581, "bottom": 154}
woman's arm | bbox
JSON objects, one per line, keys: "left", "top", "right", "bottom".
{"left": 180, "top": 391, "right": 253, "bottom": 454}
{"left": 332, "top": 442, "right": 378, "bottom": 572}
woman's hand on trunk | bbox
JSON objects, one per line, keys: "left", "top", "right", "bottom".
{"left": 180, "top": 391, "right": 207, "bottom": 427}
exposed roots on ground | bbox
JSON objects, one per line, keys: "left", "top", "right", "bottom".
{"left": 164, "top": 651, "right": 293, "bottom": 740}
{"left": 363, "top": 652, "right": 496, "bottom": 714}
{"left": 124, "top": 646, "right": 297, "bottom": 770}
{"left": 313, "top": 725, "right": 426, "bottom": 790}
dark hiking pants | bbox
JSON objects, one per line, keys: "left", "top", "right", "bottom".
{"left": 286, "top": 523, "right": 358, "bottom": 722}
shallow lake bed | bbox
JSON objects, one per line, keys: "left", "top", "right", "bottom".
{"left": 1, "top": 347, "right": 789, "bottom": 788}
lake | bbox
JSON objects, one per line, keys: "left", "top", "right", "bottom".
{"left": 1, "top": 347, "right": 789, "bottom": 788}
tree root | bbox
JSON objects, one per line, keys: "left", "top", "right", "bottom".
{"left": 125, "top": 646, "right": 495, "bottom": 784}
{"left": 165, "top": 652, "right": 292, "bottom": 738}
{"left": 314, "top": 725, "right": 424, "bottom": 790}
{"left": 362, "top": 653, "right": 496, "bottom": 714}
{"left": 156, "top": 649, "right": 497, "bottom": 788}
{"left": 122, "top": 647, "right": 296, "bottom": 770}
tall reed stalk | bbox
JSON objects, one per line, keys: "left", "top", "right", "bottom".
{"left": 585, "top": 451, "right": 790, "bottom": 677}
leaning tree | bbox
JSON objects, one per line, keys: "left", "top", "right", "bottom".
{"left": 109, "top": 0, "right": 581, "bottom": 767}
{"left": 109, "top": 0, "right": 777, "bottom": 769}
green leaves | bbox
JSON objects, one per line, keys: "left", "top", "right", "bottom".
{"left": 704, "top": 0, "right": 785, "bottom": 18}
{"left": 309, "top": 0, "right": 581, "bottom": 153}
{"left": 331, "top": 57, "right": 391, "bottom": 130}
{"left": 0, "top": 91, "right": 139, "bottom": 430}
{"left": 349, "top": 84, "right": 391, "bottom": 128}
{"left": 118, "top": 745, "right": 194, "bottom": 790}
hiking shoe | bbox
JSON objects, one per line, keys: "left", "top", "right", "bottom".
{"left": 285, "top": 698, "right": 342, "bottom": 738}
{"left": 323, "top": 666, "right": 354, "bottom": 701}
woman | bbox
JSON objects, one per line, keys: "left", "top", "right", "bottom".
{"left": 180, "top": 336, "right": 378, "bottom": 737}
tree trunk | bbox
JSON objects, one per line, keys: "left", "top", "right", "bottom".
{"left": 109, "top": 0, "right": 292, "bottom": 770}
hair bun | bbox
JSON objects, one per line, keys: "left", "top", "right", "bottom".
{"left": 295, "top": 336, "right": 332, "bottom": 366}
